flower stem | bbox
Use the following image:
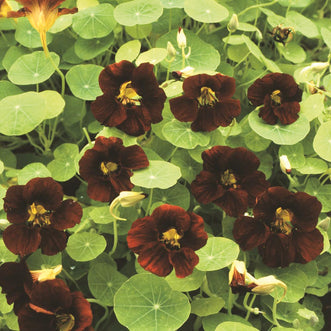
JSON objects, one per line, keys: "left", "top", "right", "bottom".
{"left": 238, "top": 0, "right": 279, "bottom": 17}
{"left": 109, "top": 218, "right": 118, "bottom": 256}
{"left": 243, "top": 293, "right": 261, "bottom": 316}
{"left": 145, "top": 188, "right": 154, "bottom": 216}
{"left": 193, "top": 316, "right": 202, "bottom": 331}
{"left": 61, "top": 268, "right": 81, "bottom": 291}
{"left": 228, "top": 290, "right": 233, "bottom": 315}
{"left": 82, "top": 127, "right": 93, "bottom": 147}
{"left": 245, "top": 294, "right": 257, "bottom": 320}
{"left": 87, "top": 298, "right": 110, "bottom": 331}
{"left": 195, "top": 23, "right": 206, "bottom": 36}
{"left": 47, "top": 51, "right": 66, "bottom": 97}
{"left": 181, "top": 46, "right": 186, "bottom": 69}
{"left": 272, "top": 296, "right": 281, "bottom": 326}
{"left": 168, "top": 8, "right": 172, "bottom": 32}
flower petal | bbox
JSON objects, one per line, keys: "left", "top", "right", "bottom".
{"left": 169, "top": 96, "right": 198, "bottom": 122}
{"left": 228, "top": 147, "right": 260, "bottom": 176}
{"left": 51, "top": 200, "right": 82, "bottom": 231}
{"left": 39, "top": 228, "right": 67, "bottom": 255}
{"left": 71, "top": 292, "right": 93, "bottom": 331}
{"left": 120, "top": 145, "right": 149, "bottom": 170}
{"left": 215, "top": 74, "right": 236, "bottom": 98}
{"left": 3, "top": 185, "right": 28, "bottom": 224}
{"left": 201, "top": 146, "right": 232, "bottom": 173}
{"left": 214, "top": 189, "right": 249, "bottom": 217}
{"left": 273, "top": 102, "right": 300, "bottom": 125}
{"left": 169, "top": 248, "right": 199, "bottom": 278}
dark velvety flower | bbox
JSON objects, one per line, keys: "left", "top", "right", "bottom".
{"left": 247, "top": 73, "right": 303, "bottom": 125}
{"left": 18, "top": 279, "right": 93, "bottom": 331}
{"left": 7, "top": 0, "right": 77, "bottom": 55}
{"left": 191, "top": 146, "right": 269, "bottom": 217}
{"left": 169, "top": 73, "right": 241, "bottom": 132}
{"left": 91, "top": 60, "right": 166, "bottom": 136}
{"left": 3, "top": 177, "right": 82, "bottom": 256}
{"left": 79, "top": 136, "right": 149, "bottom": 203}
{"left": 233, "top": 187, "right": 323, "bottom": 268}
{"left": 127, "top": 204, "right": 208, "bottom": 278}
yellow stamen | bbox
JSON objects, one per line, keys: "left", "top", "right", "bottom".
{"left": 197, "top": 87, "right": 218, "bottom": 106}
{"left": 100, "top": 161, "right": 118, "bottom": 175}
{"left": 27, "top": 202, "right": 51, "bottom": 226}
{"left": 220, "top": 169, "right": 237, "bottom": 188}
{"left": 272, "top": 207, "right": 293, "bottom": 235}
{"left": 117, "top": 81, "right": 141, "bottom": 105}
{"left": 270, "top": 90, "right": 282, "bottom": 105}
{"left": 56, "top": 314, "right": 75, "bottom": 331}
{"left": 161, "top": 228, "right": 183, "bottom": 249}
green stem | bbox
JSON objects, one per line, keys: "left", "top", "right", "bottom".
{"left": 36, "top": 83, "right": 39, "bottom": 93}
{"left": 168, "top": 8, "right": 172, "bottom": 32}
{"left": 144, "top": 37, "right": 153, "bottom": 49}
{"left": 243, "top": 293, "right": 261, "bottom": 316}
{"left": 245, "top": 294, "right": 257, "bottom": 320}
{"left": 82, "top": 126, "right": 93, "bottom": 147}
{"left": 48, "top": 53, "right": 65, "bottom": 97}
{"left": 193, "top": 316, "right": 202, "bottom": 331}
{"left": 321, "top": 175, "right": 330, "bottom": 185}
{"left": 272, "top": 296, "right": 281, "bottom": 326}
{"left": 87, "top": 299, "right": 110, "bottom": 331}
{"left": 26, "top": 133, "right": 44, "bottom": 154}
{"left": 228, "top": 290, "right": 233, "bottom": 315}
{"left": 195, "top": 23, "right": 206, "bottom": 36}
{"left": 167, "top": 146, "right": 178, "bottom": 161}
{"left": 223, "top": 31, "right": 232, "bottom": 51}
{"left": 145, "top": 188, "right": 154, "bottom": 216}
{"left": 238, "top": 0, "right": 279, "bottom": 17}
{"left": 61, "top": 268, "right": 81, "bottom": 291}
{"left": 181, "top": 46, "right": 186, "bottom": 69}
{"left": 109, "top": 215, "right": 118, "bottom": 256}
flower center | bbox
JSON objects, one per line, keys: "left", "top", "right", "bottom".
{"left": 197, "top": 87, "right": 219, "bottom": 106}
{"left": 271, "top": 207, "right": 293, "bottom": 235}
{"left": 270, "top": 90, "right": 282, "bottom": 105}
{"left": 27, "top": 202, "right": 51, "bottom": 227}
{"left": 117, "top": 81, "right": 141, "bottom": 106}
{"left": 100, "top": 161, "right": 118, "bottom": 176}
{"left": 220, "top": 169, "right": 237, "bottom": 188}
{"left": 56, "top": 313, "right": 75, "bottom": 331}
{"left": 161, "top": 228, "right": 183, "bottom": 249}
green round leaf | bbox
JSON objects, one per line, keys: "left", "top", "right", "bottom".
{"left": 216, "top": 322, "right": 259, "bottom": 331}
{"left": 40, "top": 90, "right": 65, "bottom": 119}
{"left": 89, "top": 206, "right": 114, "bottom": 225}
{"left": 72, "top": 4, "right": 117, "bottom": 39}
{"left": 0, "top": 80, "right": 23, "bottom": 100}
{"left": 135, "top": 48, "right": 167, "bottom": 66}
{"left": 160, "top": 0, "right": 185, "bottom": 8}
{"left": 0, "top": 160, "right": 4, "bottom": 175}
{"left": 17, "top": 163, "right": 51, "bottom": 185}
{"left": 66, "top": 64, "right": 103, "bottom": 100}
{"left": 305, "top": 178, "right": 331, "bottom": 213}
{"left": 286, "top": 11, "right": 319, "bottom": 38}
{"left": 196, "top": 237, "right": 239, "bottom": 271}
{"left": 114, "top": 274, "right": 191, "bottom": 331}
{"left": 191, "top": 297, "right": 225, "bottom": 317}
{"left": 248, "top": 111, "right": 310, "bottom": 145}
{"left": 165, "top": 268, "right": 205, "bottom": 292}
{"left": 202, "top": 313, "right": 253, "bottom": 331}
{"left": 321, "top": 27, "right": 331, "bottom": 49}
{"left": 3, "top": 311, "right": 19, "bottom": 331}
{"left": 26, "top": 249, "right": 62, "bottom": 269}
{"left": 279, "top": 143, "right": 305, "bottom": 168}
{"left": 66, "top": 232, "right": 107, "bottom": 262}
{"left": 49, "top": 15, "right": 73, "bottom": 33}
{"left": 131, "top": 160, "right": 181, "bottom": 189}
{"left": 2, "top": 46, "right": 29, "bottom": 72}
{"left": 74, "top": 34, "right": 114, "bottom": 60}
{"left": 0, "top": 239, "right": 17, "bottom": 263}
{"left": 115, "top": 39, "right": 141, "bottom": 62}
{"left": 313, "top": 121, "right": 331, "bottom": 162}
{"left": 0, "top": 292, "right": 13, "bottom": 314}
{"left": 88, "top": 263, "right": 128, "bottom": 306}
{"left": 184, "top": 0, "right": 229, "bottom": 23}
{"left": 280, "top": 43, "right": 306, "bottom": 64}
{"left": 300, "top": 93, "right": 325, "bottom": 121}
{"left": 125, "top": 24, "right": 152, "bottom": 39}
{"left": 8, "top": 51, "right": 60, "bottom": 85}
{"left": 0, "top": 92, "right": 45, "bottom": 135}
{"left": 114, "top": 0, "right": 163, "bottom": 26}
{"left": 244, "top": 130, "right": 271, "bottom": 152}
{"left": 97, "top": 126, "right": 137, "bottom": 146}
{"left": 162, "top": 121, "right": 210, "bottom": 149}
{"left": 156, "top": 29, "right": 220, "bottom": 71}
{"left": 296, "top": 158, "right": 328, "bottom": 174}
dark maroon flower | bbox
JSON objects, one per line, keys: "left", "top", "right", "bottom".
{"left": 18, "top": 279, "right": 93, "bottom": 331}
{"left": 247, "top": 73, "right": 303, "bottom": 125}
{"left": 79, "top": 136, "right": 149, "bottom": 203}
{"left": 169, "top": 73, "right": 241, "bottom": 132}
{"left": 3, "top": 177, "right": 82, "bottom": 256}
{"left": 233, "top": 187, "right": 323, "bottom": 268}
{"left": 91, "top": 60, "right": 166, "bottom": 136}
{"left": 127, "top": 204, "right": 208, "bottom": 278}
{"left": 191, "top": 146, "right": 269, "bottom": 217}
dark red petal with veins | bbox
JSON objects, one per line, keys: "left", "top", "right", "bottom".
{"left": 273, "top": 102, "right": 300, "bottom": 125}
{"left": 39, "top": 227, "right": 67, "bottom": 255}
{"left": 169, "top": 96, "right": 198, "bottom": 122}
{"left": 86, "top": 178, "right": 119, "bottom": 202}
{"left": 214, "top": 189, "right": 249, "bottom": 217}
{"left": 169, "top": 248, "right": 199, "bottom": 278}
{"left": 182, "top": 74, "right": 221, "bottom": 99}
{"left": 228, "top": 147, "right": 260, "bottom": 177}
{"left": 3, "top": 185, "right": 28, "bottom": 224}
{"left": 215, "top": 74, "right": 236, "bottom": 98}
{"left": 132, "top": 62, "right": 160, "bottom": 97}
{"left": 201, "top": 146, "right": 232, "bottom": 173}
{"left": 248, "top": 75, "right": 275, "bottom": 106}
{"left": 258, "top": 104, "right": 278, "bottom": 125}
{"left": 3, "top": 224, "right": 41, "bottom": 256}
{"left": 241, "top": 171, "right": 269, "bottom": 207}
{"left": 71, "top": 292, "right": 93, "bottom": 331}
{"left": 120, "top": 145, "right": 149, "bottom": 169}
{"left": 51, "top": 199, "right": 82, "bottom": 231}
{"left": 18, "top": 307, "right": 56, "bottom": 331}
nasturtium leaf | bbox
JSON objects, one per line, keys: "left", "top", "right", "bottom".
{"left": 286, "top": 11, "right": 319, "bottom": 38}
{"left": 280, "top": 43, "right": 306, "bottom": 63}
{"left": 66, "top": 232, "right": 107, "bottom": 262}
{"left": 292, "top": 261, "right": 318, "bottom": 287}
{"left": 66, "top": 64, "right": 103, "bottom": 100}
{"left": 279, "top": 143, "right": 305, "bottom": 168}
{"left": 97, "top": 126, "right": 137, "bottom": 146}
{"left": 313, "top": 121, "right": 331, "bottom": 162}
{"left": 191, "top": 297, "right": 225, "bottom": 317}
{"left": 202, "top": 313, "right": 253, "bottom": 331}
{"left": 125, "top": 24, "right": 152, "bottom": 39}
{"left": 3, "top": 311, "right": 19, "bottom": 331}
{"left": 0, "top": 81, "right": 23, "bottom": 100}
{"left": 0, "top": 149, "right": 16, "bottom": 169}
{"left": 0, "top": 92, "right": 45, "bottom": 135}
{"left": 17, "top": 163, "right": 51, "bottom": 185}
{"left": 88, "top": 263, "right": 128, "bottom": 306}
{"left": 248, "top": 111, "right": 310, "bottom": 145}
{"left": 160, "top": 0, "right": 184, "bottom": 8}
{"left": 216, "top": 321, "right": 259, "bottom": 331}
{"left": 184, "top": 0, "right": 229, "bottom": 23}
{"left": 156, "top": 29, "right": 220, "bottom": 71}
{"left": 300, "top": 93, "right": 325, "bottom": 121}
{"left": 40, "top": 90, "right": 65, "bottom": 119}
{"left": 254, "top": 264, "right": 309, "bottom": 303}
{"left": 131, "top": 160, "right": 181, "bottom": 189}
{"left": 296, "top": 158, "right": 328, "bottom": 175}
{"left": 222, "top": 35, "right": 245, "bottom": 45}
{"left": 63, "top": 46, "right": 84, "bottom": 64}
{"left": 62, "top": 95, "right": 86, "bottom": 126}
{"left": 162, "top": 121, "right": 210, "bottom": 149}
{"left": 0, "top": 239, "right": 17, "bottom": 263}
{"left": 8, "top": 51, "right": 60, "bottom": 85}
{"left": 304, "top": 178, "right": 331, "bottom": 213}
{"left": 163, "top": 81, "right": 183, "bottom": 98}
{"left": 135, "top": 48, "right": 167, "bottom": 66}
{"left": 321, "top": 27, "right": 331, "bottom": 49}
{"left": 115, "top": 39, "right": 141, "bottom": 62}
{"left": 0, "top": 160, "right": 3, "bottom": 174}
{"left": 49, "top": 15, "right": 73, "bottom": 33}
{"left": 89, "top": 206, "right": 113, "bottom": 225}
{"left": 26, "top": 249, "right": 62, "bottom": 269}
{"left": 114, "top": 0, "right": 163, "bottom": 26}
{"left": 227, "top": 44, "right": 249, "bottom": 63}
{"left": 196, "top": 237, "right": 239, "bottom": 271}
{"left": 114, "top": 274, "right": 191, "bottom": 331}
{"left": 15, "top": 17, "right": 53, "bottom": 48}
{"left": 244, "top": 130, "right": 271, "bottom": 152}
{"left": 279, "top": 0, "right": 312, "bottom": 7}
{"left": 165, "top": 268, "right": 205, "bottom": 292}
{"left": 2, "top": 46, "right": 29, "bottom": 72}
{"left": 74, "top": 34, "right": 114, "bottom": 60}
{"left": 0, "top": 292, "right": 13, "bottom": 314}
{"left": 72, "top": 4, "right": 117, "bottom": 39}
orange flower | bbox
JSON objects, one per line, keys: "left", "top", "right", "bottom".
{"left": 7, "top": 0, "right": 77, "bottom": 55}
{"left": 0, "top": 0, "right": 12, "bottom": 17}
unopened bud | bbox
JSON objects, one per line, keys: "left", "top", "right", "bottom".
{"left": 280, "top": 155, "right": 291, "bottom": 174}
{"left": 30, "top": 265, "right": 62, "bottom": 282}
{"left": 309, "top": 62, "right": 329, "bottom": 72}
{"left": 167, "top": 41, "right": 176, "bottom": 58}
{"left": 227, "top": 14, "right": 239, "bottom": 33}
{"left": 251, "top": 275, "right": 287, "bottom": 302}
{"left": 177, "top": 27, "right": 186, "bottom": 48}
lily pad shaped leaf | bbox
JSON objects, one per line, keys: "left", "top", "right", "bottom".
{"left": 115, "top": 40, "right": 141, "bottom": 62}
{"left": 160, "top": 0, "right": 185, "bottom": 8}
{"left": 131, "top": 160, "right": 181, "bottom": 189}
{"left": 0, "top": 92, "right": 45, "bottom": 135}
{"left": 18, "top": 163, "right": 51, "bottom": 185}
{"left": 248, "top": 111, "right": 310, "bottom": 145}
{"left": 215, "top": 322, "right": 259, "bottom": 331}
{"left": 135, "top": 48, "right": 167, "bottom": 66}
{"left": 40, "top": 91, "right": 65, "bottom": 119}
{"left": 114, "top": 0, "right": 163, "bottom": 26}
{"left": 114, "top": 274, "right": 190, "bottom": 331}
{"left": 8, "top": 51, "right": 59, "bottom": 85}
{"left": 313, "top": 121, "right": 331, "bottom": 162}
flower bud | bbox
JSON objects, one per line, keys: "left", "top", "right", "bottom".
{"left": 251, "top": 275, "right": 287, "bottom": 301}
{"left": 280, "top": 155, "right": 291, "bottom": 174}
{"left": 227, "top": 14, "right": 239, "bottom": 33}
{"left": 30, "top": 265, "right": 62, "bottom": 282}
{"left": 309, "top": 62, "right": 329, "bottom": 72}
{"left": 177, "top": 27, "right": 187, "bottom": 48}
{"left": 167, "top": 41, "right": 177, "bottom": 58}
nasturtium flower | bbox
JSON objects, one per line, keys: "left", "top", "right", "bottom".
{"left": 169, "top": 73, "right": 241, "bottom": 132}
{"left": 91, "top": 60, "right": 166, "bottom": 137}
{"left": 3, "top": 177, "right": 82, "bottom": 256}
{"left": 127, "top": 204, "right": 208, "bottom": 278}
{"left": 7, "top": 0, "right": 77, "bottom": 55}
{"left": 233, "top": 187, "right": 323, "bottom": 268}
{"left": 18, "top": 279, "right": 93, "bottom": 331}
{"left": 247, "top": 73, "right": 303, "bottom": 125}
{"left": 0, "top": 0, "right": 11, "bottom": 17}
{"left": 79, "top": 136, "right": 149, "bottom": 203}
{"left": 191, "top": 146, "right": 269, "bottom": 217}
